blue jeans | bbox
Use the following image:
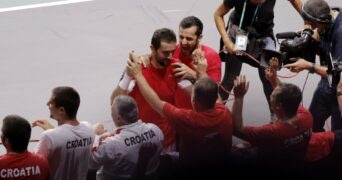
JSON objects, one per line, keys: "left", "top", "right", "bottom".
{"left": 309, "top": 78, "right": 342, "bottom": 131}
{"left": 220, "top": 33, "right": 275, "bottom": 114}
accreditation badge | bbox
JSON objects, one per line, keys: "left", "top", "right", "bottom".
{"left": 235, "top": 30, "right": 248, "bottom": 52}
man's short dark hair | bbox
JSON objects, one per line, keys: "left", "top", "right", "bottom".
{"left": 179, "top": 16, "right": 203, "bottom": 36}
{"left": 113, "top": 95, "right": 139, "bottom": 124}
{"left": 151, "top": 28, "right": 177, "bottom": 49}
{"left": 276, "top": 83, "right": 302, "bottom": 116}
{"left": 1, "top": 115, "right": 31, "bottom": 152}
{"left": 193, "top": 77, "right": 218, "bottom": 109}
{"left": 52, "top": 86, "right": 80, "bottom": 119}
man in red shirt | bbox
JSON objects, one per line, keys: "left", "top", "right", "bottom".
{"left": 111, "top": 28, "right": 179, "bottom": 152}
{"left": 0, "top": 115, "right": 50, "bottom": 180}
{"left": 127, "top": 53, "right": 232, "bottom": 178}
{"left": 305, "top": 130, "right": 342, "bottom": 178}
{"left": 306, "top": 72, "right": 342, "bottom": 163}
{"left": 172, "top": 16, "right": 222, "bottom": 109}
{"left": 232, "top": 59, "right": 313, "bottom": 175}
{"left": 304, "top": 72, "right": 342, "bottom": 178}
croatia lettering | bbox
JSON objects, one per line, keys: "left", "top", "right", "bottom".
{"left": 124, "top": 129, "right": 156, "bottom": 146}
{"left": 283, "top": 128, "right": 312, "bottom": 147}
{"left": 0, "top": 166, "right": 41, "bottom": 178}
{"left": 66, "top": 137, "right": 92, "bottom": 149}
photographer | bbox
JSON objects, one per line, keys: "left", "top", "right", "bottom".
{"left": 214, "top": 0, "right": 303, "bottom": 120}
{"left": 284, "top": 0, "right": 342, "bottom": 132}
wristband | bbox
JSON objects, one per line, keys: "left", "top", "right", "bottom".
{"left": 309, "top": 63, "right": 315, "bottom": 74}
{"left": 128, "top": 80, "right": 136, "bottom": 92}
{"left": 118, "top": 71, "right": 131, "bottom": 90}
{"left": 178, "top": 80, "right": 192, "bottom": 89}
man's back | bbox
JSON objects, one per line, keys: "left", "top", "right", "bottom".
{"left": 35, "top": 121, "right": 95, "bottom": 180}
{"left": 242, "top": 107, "right": 313, "bottom": 165}
{"left": 163, "top": 103, "right": 232, "bottom": 160}
{"left": 162, "top": 102, "right": 231, "bottom": 178}
{"left": 0, "top": 151, "right": 50, "bottom": 180}
{"left": 90, "top": 120, "right": 164, "bottom": 180}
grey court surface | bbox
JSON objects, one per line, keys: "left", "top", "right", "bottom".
{"left": 0, "top": 0, "right": 340, "bottom": 153}
{"left": 0, "top": 0, "right": 66, "bottom": 8}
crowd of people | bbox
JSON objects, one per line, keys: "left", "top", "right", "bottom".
{"left": 0, "top": 0, "right": 341, "bottom": 179}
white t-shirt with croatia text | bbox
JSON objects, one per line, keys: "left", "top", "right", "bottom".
{"left": 34, "top": 121, "right": 95, "bottom": 180}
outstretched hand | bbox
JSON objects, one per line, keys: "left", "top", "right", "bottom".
{"left": 32, "top": 119, "right": 54, "bottom": 130}
{"left": 93, "top": 123, "right": 108, "bottom": 136}
{"left": 233, "top": 75, "right": 249, "bottom": 99}
{"left": 283, "top": 58, "right": 312, "bottom": 73}
{"left": 265, "top": 57, "right": 279, "bottom": 84}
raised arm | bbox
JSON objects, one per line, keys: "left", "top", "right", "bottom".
{"left": 283, "top": 58, "right": 328, "bottom": 78}
{"left": 214, "top": 3, "right": 235, "bottom": 54}
{"left": 265, "top": 57, "right": 281, "bottom": 88}
{"left": 232, "top": 75, "right": 249, "bottom": 136}
{"left": 110, "top": 52, "right": 151, "bottom": 105}
{"left": 32, "top": 119, "right": 54, "bottom": 130}
{"left": 289, "top": 0, "right": 303, "bottom": 15}
{"left": 110, "top": 70, "right": 130, "bottom": 105}
{"left": 192, "top": 48, "right": 208, "bottom": 79}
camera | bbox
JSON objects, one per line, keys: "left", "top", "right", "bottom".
{"left": 276, "top": 28, "right": 318, "bottom": 65}
{"left": 275, "top": 29, "right": 341, "bottom": 87}
{"left": 260, "top": 29, "right": 318, "bottom": 69}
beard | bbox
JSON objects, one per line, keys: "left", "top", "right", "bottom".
{"left": 157, "top": 58, "right": 171, "bottom": 68}
{"left": 181, "top": 47, "right": 192, "bottom": 56}
{"left": 181, "top": 41, "right": 198, "bottom": 57}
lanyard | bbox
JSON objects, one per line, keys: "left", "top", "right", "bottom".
{"left": 238, "top": 0, "right": 260, "bottom": 30}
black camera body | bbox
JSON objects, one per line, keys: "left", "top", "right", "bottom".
{"left": 275, "top": 29, "right": 341, "bottom": 87}
{"left": 276, "top": 29, "right": 318, "bottom": 65}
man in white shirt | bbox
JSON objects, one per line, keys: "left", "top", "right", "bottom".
{"left": 89, "top": 95, "right": 164, "bottom": 180}
{"left": 33, "top": 86, "right": 95, "bottom": 180}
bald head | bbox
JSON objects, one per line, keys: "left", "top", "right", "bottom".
{"left": 192, "top": 77, "right": 218, "bottom": 110}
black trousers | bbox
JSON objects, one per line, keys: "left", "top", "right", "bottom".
{"left": 219, "top": 54, "right": 274, "bottom": 113}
